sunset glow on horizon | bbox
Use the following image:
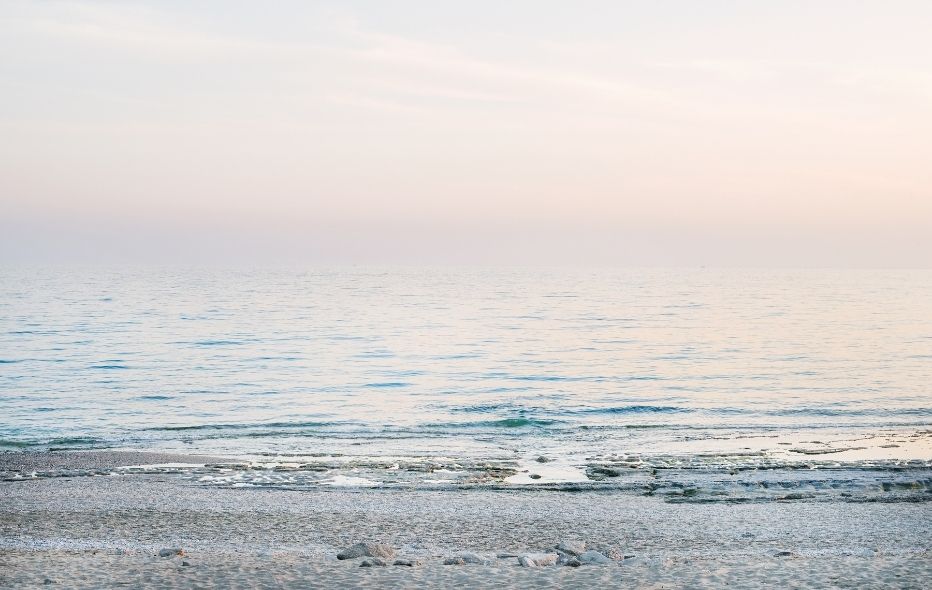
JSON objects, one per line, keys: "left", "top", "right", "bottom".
{"left": 2, "top": 1, "right": 930, "bottom": 266}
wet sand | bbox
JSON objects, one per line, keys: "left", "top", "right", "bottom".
{"left": 0, "top": 450, "right": 228, "bottom": 472}
{"left": 1, "top": 451, "right": 930, "bottom": 588}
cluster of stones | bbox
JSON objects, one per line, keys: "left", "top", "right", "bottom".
{"left": 336, "top": 542, "right": 422, "bottom": 567}
{"left": 336, "top": 540, "right": 623, "bottom": 568}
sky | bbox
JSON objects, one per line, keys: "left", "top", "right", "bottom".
{"left": 1, "top": 0, "right": 930, "bottom": 266}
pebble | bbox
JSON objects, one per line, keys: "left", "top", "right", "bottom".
{"left": 359, "top": 558, "right": 388, "bottom": 567}
{"left": 392, "top": 558, "right": 423, "bottom": 567}
{"left": 337, "top": 542, "right": 396, "bottom": 560}
{"left": 158, "top": 548, "right": 185, "bottom": 558}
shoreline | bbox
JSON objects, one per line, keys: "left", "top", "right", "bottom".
{"left": 3, "top": 451, "right": 930, "bottom": 588}
{"left": 4, "top": 447, "right": 930, "bottom": 503}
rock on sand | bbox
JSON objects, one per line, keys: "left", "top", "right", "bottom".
{"left": 556, "top": 540, "right": 586, "bottom": 556}
{"left": 578, "top": 550, "right": 611, "bottom": 564}
{"left": 518, "top": 553, "right": 559, "bottom": 567}
{"left": 443, "top": 552, "right": 489, "bottom": 565}
{"left": 337, "top": 542, "right": 395, "bottom": 560}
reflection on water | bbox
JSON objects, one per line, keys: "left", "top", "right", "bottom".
{"left": 1, "top": 267, "right": 930, "bottom": 475}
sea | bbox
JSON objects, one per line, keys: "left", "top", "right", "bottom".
{"left": 2, "top": 267, "right": 930, "bottom": 500}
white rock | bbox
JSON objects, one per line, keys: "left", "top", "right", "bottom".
{"left": 519, "top": 553, "right": 559, "bottom": 567}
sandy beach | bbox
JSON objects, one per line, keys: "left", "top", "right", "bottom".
{"left": 2, "top": 451, "right": 929, "bottom": 588}
{"left": 5, "top": 0, "right": 932, "bottom": 584}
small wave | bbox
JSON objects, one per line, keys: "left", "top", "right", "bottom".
{"left": 450, "top": 403, "right": 533, "bottom": 414}
{"left": 46, "top": 436, "right": 104, "bottom": 448}
{"left": 145, "top": 420, "right": 344, "bottom": 432}
{"left": 0, "top": 359, "right": 22, "bottom": 364}
{"left": 89, "top": 364, "right": 128, "bottom": 370}
{"left": 136, "top": 395, "right": 173, "bottom": 401}
{"left": 1, "top": 436, "right": 106, "bottom": 449}
{"left": 769, "top": 407, "right": 932, "bottom": 417}
{"left": 450, "top": 404, "right": 689, "bottom": 416}
{"left": 363, "top": 382, "right": 409, "bottom": 388}
{"left": 427, "top": 418, "right": 562, "bottom": 429}
{"left": 577, "top": 405, "right": 690, "bottom": 415}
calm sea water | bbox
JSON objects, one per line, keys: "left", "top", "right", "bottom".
{"left": 2, "top": 267, "right": 930, "bottom": 489}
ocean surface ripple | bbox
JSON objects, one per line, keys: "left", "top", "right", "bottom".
{"left": 1, "top": 267, "right": 930, "bottom": 488}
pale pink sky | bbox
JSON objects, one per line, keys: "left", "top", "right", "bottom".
{"left": 1, "top": 1, "right": 930, "bottom": 266}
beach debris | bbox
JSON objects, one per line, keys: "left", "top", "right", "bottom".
{"left": 529, "top": 474, "right": 542, "bottom": 479}
{"left": 578, "top": 550, "right": 611, "bottom": 564}
{"left": 535, "top": 456, "right": 551, "bottom": 463}
{"left": 518, "top": 552, "right": 559, "bottom": 567}
{"left": 158, "top": 548, "right": 185, "bottom": 558}
{"left": 337, "top": 542, "right": 396, "bottom": 560}
{"left": 555, "top": 539, "right": 586, "bottom": 556}
{"left": 359, "top": 558, "right": 388, "bottom": 567}
{"left": 392, "top": 558, "right": 424, "bottom": 567}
